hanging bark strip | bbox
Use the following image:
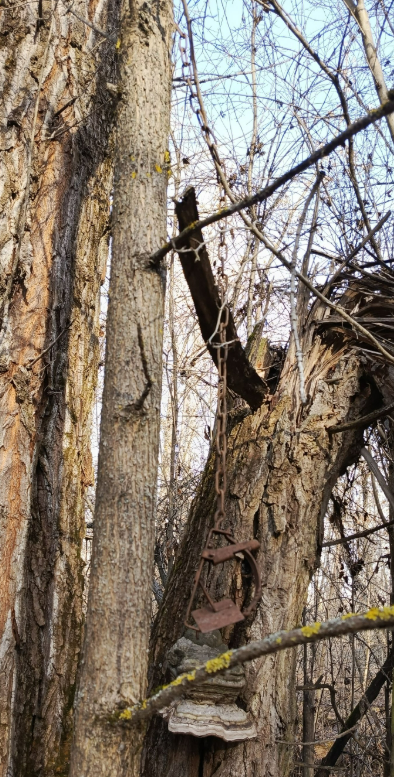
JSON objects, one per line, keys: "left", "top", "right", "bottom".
{"left": 175, "top": 187, "right": 266, "bottom": 409}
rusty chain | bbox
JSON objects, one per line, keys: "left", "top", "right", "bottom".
{"left": 213, "top": 304, "right": 229, "bottom": 530}
{"left": 213, "top": 199, "right": 229, "bottom": 530}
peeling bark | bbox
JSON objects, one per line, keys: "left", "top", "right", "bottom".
{"left": 0, "top": 2, "right": 117, "bottom": 774}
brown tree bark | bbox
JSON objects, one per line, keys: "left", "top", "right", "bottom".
{"left": 142, "top": 267, "right": 394, "bottom": 776}
{"left": 69, "top": 1, "right": 173, "bottom": 776}
{"left": 0, "top": 2, "right": 117, "bottom": 774}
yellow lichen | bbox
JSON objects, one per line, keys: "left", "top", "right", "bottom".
{"left": 205, "top": 651, "right": 233, "bottom": 673}
{"left": 301, "top": 622, "right": 321, "bottom": 638}
{"left": 366, "top": 605, "right": 394, "bottom": 621}
{"left": 276, "top": 637, "right": 282, "bottom": 644}
{"left": 155, "top": 164, "right": 163, "bottom": 173}
{"left": 131, "top": 171, "right": 137, "bottom": 179}
{"left": 164, "top": 150, "right": 171, "bottom": 163}
{"left": 119, "top": 708, "right": 132, "bottom": 720}
{"left": 115, "top": 38, "right": 121, "bottom": 49}
{"left": 159, "top": 670, "right": 197, "bottom": 692}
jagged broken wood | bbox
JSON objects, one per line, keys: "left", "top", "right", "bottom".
{"left": 175, "top": 187, "right": 267, "bottom": 410}
{"left": 109, "top": 605, "right": 394, "bottom": 727}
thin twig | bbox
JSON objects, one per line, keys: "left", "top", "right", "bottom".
{"left": 360, "top": 447, "right": 394, "bottom": 512}
{"left": 26, "top": 322, "right": 73, "bottom": 369}
{"left": 326, "top": 211, "right": 391, "bottom": 288}
{"left": 290, "top": 175, "right": 323, "bottom": 403}
{"left": 322, "top": 518, "right": 394, "bottom": 547}
{"left": 62, "top": 1, "right": 116, "bottom": 40}
{"left": 276, "top": 722, "right": 360, "bottom": 745}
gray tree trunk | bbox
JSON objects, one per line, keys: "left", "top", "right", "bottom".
{"left": 0, "top": 2, "right": 117, "bottom": 775}
{"left": 69, "top": 1, "right": 173, "bottom": 776}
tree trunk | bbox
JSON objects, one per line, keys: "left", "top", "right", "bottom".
{"left": 0, "top": 3, "right": 117, "bottom": 774}
{"left": 69, "top": 1, "right": 173, "bottom": 776}
{"left": 143, "top": 279, "right": 394, "bottom": 777}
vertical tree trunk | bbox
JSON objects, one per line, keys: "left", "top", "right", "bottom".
{"left": 0, "top": 3, "right": 117, "bottom": 774}
{"left": 69, "top": 2, "right": 173, "bottom": 776}
{"left": 143, "top": 288, "right": 393, "bottom": 776}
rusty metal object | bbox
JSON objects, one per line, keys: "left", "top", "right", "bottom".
{"left": 201, "top": 539, "right": 260, "bottom": 565}
{"left": 192, "top": 600, "right": 245, "bottom": 633}
{"left": 184, "top": 291, "right": 262, "bottom": 633}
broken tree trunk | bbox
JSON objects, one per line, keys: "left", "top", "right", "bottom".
{"left": 175, "top": 188, "right": 267, "bottom": 410}
{"left": 142, "top": 261, "right": 394, "bottom": 776}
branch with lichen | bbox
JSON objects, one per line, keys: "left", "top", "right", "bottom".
{"left": 108, "top": 605, "right": 394, "bottom": 726}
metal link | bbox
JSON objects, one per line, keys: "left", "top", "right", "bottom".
{"left": 213, "top": 301, "right": 229, "bottom": 530}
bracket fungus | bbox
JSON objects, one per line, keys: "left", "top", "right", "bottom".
{"left": 160, "top": 632, "right": 256, "bottom": 741}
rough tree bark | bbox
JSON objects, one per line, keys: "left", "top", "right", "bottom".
{"left": 142, "top": 265, "right": 394, "bottom": 776}
{"left": 0, "top": 2, "right": 118, "bottom": 774}
{"left": 69, "top": 1, "right": 173, "bottom": 776}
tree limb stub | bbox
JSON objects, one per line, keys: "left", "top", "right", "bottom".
{"left": 109, "top": 605, "right": 394, "bottom": 727}
{"left": 175, "top": 187, "right": 267, "bottom": 410}
{"left": 151, "top": 92, "right": 394, "bottom": 265}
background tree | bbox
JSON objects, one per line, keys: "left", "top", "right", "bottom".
{"left": 69, "top": 1, "right": 173, "bottom": 776}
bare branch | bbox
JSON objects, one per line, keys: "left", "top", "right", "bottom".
{"left": 151, "top": 92, "right": 394, "bottom": 265}
{"left": 110, "top": 605, "right": 394, "bottom": 726}
{"left": 322, "top": 518, "right": 394, "bottom": 547}
{"left": 329, "top": 401, "right": 394, "bottom": 433}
